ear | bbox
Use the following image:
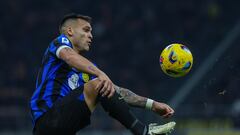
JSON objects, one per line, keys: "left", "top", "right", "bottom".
{"left": 67, "top": 27, "right": 74, "bottom": 36}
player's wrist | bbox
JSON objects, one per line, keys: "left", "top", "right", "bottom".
{"left": 94, "top": 68, "right": 104, "bottom": 77}
{"left": 145, "top": 98, "right": 154, "bottom": 110}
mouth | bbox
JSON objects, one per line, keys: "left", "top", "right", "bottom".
{"left": 87, "top": 41, "right": 92, "bottom": 46}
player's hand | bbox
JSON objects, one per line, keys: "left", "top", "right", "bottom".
{"left": 152, "top": 101, "right": 174, "bottom": 118}
{"left": 96, "top": 72, "right": 115, "bottom": 98}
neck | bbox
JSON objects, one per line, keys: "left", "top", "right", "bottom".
{"left": 72, "top": 45, "right": 82, "bottom": 55}
{"left": 63, "top": 34, "right": 79, "bottom": 54}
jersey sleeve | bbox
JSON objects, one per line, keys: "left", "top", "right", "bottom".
{"left": 48, "top": 36, "right": 73, "bottom": 58}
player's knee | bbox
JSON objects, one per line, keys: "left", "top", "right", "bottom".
{"left": 84, "top": 78, "right": 101, "bottom": 93}
{"left": 83, "top": 79, "right": 102, "bottom": 112}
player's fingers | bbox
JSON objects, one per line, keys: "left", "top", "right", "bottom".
{"left": 168, "top": 111, "right": 174, "bottom": 117}
{"left": 162, "top": 108, "right": 172, "bottom": 117}
{"left": 95, "top": 80, "right": 104, "bottom": 91}
{"left": 164, "top": 114, "right": 172, "bottom": 118}
{"left": 107, "top": 85, "right": 115, "bottom": 98}
{"left": 100, "top": 80, "right": 108, "bottom": 94}
{"left": 161, "top": 113, "right": 168, "bottom": 117}
{"left": 165, "top": 108, "right": 174, "bottom": 118}
{"left": 165, "top": 105, "right": 172, "bottom": 112}
{"left": 169, "top": 108, "right": 174, "bottom": 114}
{"left": 106, "top": 81, "right": 112, "bottom": 92}
{"left": 105, "top": 82, "right": 112, "bottom": 97}
{"left": 167, "top": 109, "right": 173, "bottom": 115}
{"left": 162, "top": 105, "right": 169, "bottom": 112}
{"left": 102, "top": 90, "right": 110, "bottom": 97}
{"left": 167, "top": 106, "right": 172, "bottom": 112}
{"left": 163, "top": 110, "right": 173, "bottom": 118}
{"left": 162, "top": 113, "right": 170, "bottom": 118}
{"left": 102, "top": 84, "right": 111, "bottom": 97}
{"left": 166, "top": 105, "right": 174, "bottom": 114}
{"left": 101, "top": 81, "right": 111, "bottom": 96}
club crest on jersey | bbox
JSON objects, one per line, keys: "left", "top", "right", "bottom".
{"left": 68, "top": 73, "right": 79, "bottom": 90}
{"left": 82, "top": 73, "right": 90, "bottom": 82}
{"left": 62, "top": 37, "right": 69, "bottom": 44}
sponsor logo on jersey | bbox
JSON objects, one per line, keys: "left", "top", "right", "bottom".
{"left": 62, "top": 37, "right": 69, "bottom": 44}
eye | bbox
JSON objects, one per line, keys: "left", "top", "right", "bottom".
{"left": 83, "top": 27, "right": 91, "bottom": 32}
{"left": 83, "top": 28, "right": 88, "bottom": 32}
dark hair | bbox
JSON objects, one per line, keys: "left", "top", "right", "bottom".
{"left": 59, "top": 13, "right": 92, "bottom": 33}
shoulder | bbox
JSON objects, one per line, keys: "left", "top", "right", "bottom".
{"left": 53, "top": 34, "right": 72, "bottom": 47}
{"left": 47, "top": 34, "right": 73, "bottom": 57}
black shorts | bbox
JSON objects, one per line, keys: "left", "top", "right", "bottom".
{"left": 33, "top": 86, "right": 91, "bottom": 135}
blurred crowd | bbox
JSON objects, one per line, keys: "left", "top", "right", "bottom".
{"left": 0, "top": 0, "right": 239, "bottom": 131}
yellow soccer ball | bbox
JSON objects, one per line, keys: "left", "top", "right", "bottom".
{"left": 160, "top": 43, "right": 193, "bottom": 77}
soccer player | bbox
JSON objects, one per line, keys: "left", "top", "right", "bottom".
{"left": 30, "top": 13, "right": 176, "bottom": 135}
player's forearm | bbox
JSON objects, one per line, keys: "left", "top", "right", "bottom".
{"left": 114, "top": 85, "right": 148, "bottom": 108}
{"left": 60, "top": 48, "right": 103, "bottom": 76}
{"left": 69, "top": 56, "right": 102, "bottom": 76}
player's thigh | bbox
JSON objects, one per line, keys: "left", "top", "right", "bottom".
{"left": 34, "top": 87, "right": 91, "bottom": 135}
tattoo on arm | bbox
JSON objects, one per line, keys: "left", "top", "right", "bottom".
{"left": 88, "top": 66, "right": 96, "bottom": 72}
{"left": 114, "top": 85, "right": 147, "bottom": 108}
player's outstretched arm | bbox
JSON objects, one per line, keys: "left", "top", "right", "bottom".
{"left": 114, "top": 85, "right": 174, "bottom": 118}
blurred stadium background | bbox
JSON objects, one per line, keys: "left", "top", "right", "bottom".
{"left": 0, "top": 0, "right": 240, "bottom": 134}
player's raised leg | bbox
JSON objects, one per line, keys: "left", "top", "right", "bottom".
{"left": 83, "top": 79, "right": 176, "bottom": 135}
{"left": 83, "top": 78, "right": 102, "bottom": 112}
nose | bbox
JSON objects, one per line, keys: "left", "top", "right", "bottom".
{"left": 88, "top": 33, "right": 93, "bottom": 40}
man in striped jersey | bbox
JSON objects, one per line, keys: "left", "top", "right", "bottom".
{"left": 30, "top": 13, "right": 176, "bottom": 135}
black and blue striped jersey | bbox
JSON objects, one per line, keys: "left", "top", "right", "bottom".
{"left": 30, "top": 34, "right": 96, "bottom": 125}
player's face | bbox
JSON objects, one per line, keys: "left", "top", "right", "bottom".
{"left": 72, "top": 19, "right": 93, "bottom": 52}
